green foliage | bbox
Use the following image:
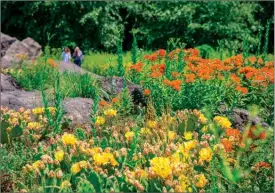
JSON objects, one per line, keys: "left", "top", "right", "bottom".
{"left": 117, "top": 39, "right": 124, "bottom": 77}
{"left": 75, "top": 128, "right": 87, "bottom": 141}
{"left": 1, "top": 2, "right": 273, "bottom": 52}
{"left": 197, "top": 44, "right": 215, "bottom": 59}
{"left": 76, "top": 177, "right": 96, "bottom": 193}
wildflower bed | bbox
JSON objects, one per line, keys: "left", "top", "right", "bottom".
{"left": 1, "top": 46, "right": 274, "bottom": 192}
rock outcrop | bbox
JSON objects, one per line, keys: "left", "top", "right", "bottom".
{"left": 0, "top": 33, "right": 144, "bottom": 125}
{"left": 1, "top": 32, "right": 42, "bottom": 68}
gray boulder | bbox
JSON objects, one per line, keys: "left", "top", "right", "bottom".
{"left": 22, "top": 37, "right": 42, "bottom": 58}
{"left": 1, "top": 33, "right": 17, "bottom": 57}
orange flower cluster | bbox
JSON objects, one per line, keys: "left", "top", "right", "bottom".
{"left": 224, "top": 54, "right": 243, "bottom": 67}
{"left": 221, "top": 138, "right": 233, "bottom": 152}
{"left": 47, "top": 58, "right": 57, "bottom": 67}
{"left": 163, "top": 79, "right": 182, "bottom": 91}
{"left": 248, "top": 126, "right": 267, "bottom": 140}
{"left": 130, "top": 62, "right": 143, "bottom": 73}
{"left": 144, "top": 89, "right": 151, "bottom": 96}
{"left": 112, "top": 97, "right": 119, "bottom": 103}
{"left": 184, "top": 73, "right": 196, "bottom": 83}
{"left": 225, "top": 128, "right": 241, "bottom": 139}
{"left": 171, "top": 71, "right": 180, "bottom": 78}
{"left": 150, "top": 64, "right": 165, "bottom": 78}
{"left": 254, "top": 162, "right": 271, "bottom": 169}
{"left": 99, "top": 100, "right": 109, "bottom": 107}
{"left": 144, "top": 49, "right": 166, "bottom": 62}
{"left": 239, "top": 66, "right": 274, "bottom": 85}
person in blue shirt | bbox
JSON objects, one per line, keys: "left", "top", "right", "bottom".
{"left": 72, "top": 47, "right": 84, "bottom": 67}
{"left": 61, "top": 47, "right": 71, "bottom": 63}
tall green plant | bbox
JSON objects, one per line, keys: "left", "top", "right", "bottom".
{"left": 131, "top": 32, "right": 138, "bottom": 64}
{"left": 117, "top": 39, "right": 124, "bottom": 77}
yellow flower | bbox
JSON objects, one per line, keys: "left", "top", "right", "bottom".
{"left": 195, "top": 174, "right": 207, "bottom": 188}
{"left": 95, "top": 116, "right": 105, "bottom": 126}
{"left": 32, "top": 107, "right": 45, "bottom": 115}
{"left": 168, "top": 131, "right": 177, "bottom": 141}
{"left": 54, "top": 150, "right": 64, "bottom": 161}
{"left": 32, "top": 160, "right": 42, "bottom": 170}
{"left": 71, "top": 163, "right": 81, "bottom": 174}
{"left": 199, "top": 147, "right": 212, "bottom": 162}
{"left": 27, "top": 122, "right": 42, "bottom": 130}
{"left": 183, "top": 140, "right": 197, "bottom": 151}
{"left": 62, "top": 133, "right": 77, "bottom": 146}
{"left": 78, "top": 161, "right": 88, "bottom": 169}
{"left": 175, "top": 175, "right": 191, "bottom": 192}
{"left": 147, "top": 120, "right": 157, "bottom": 128}
{"left": 198, "top": 113, "right": 208, "bottom": 124}
{"left": 6, "top": 127, "right": 12, "bottom": 133}
{"left": 104, "top": 109, "right": 117, "bottom": 117}
{"left": 125, "top": 131, "right": 135, "bottom": 141}
{"left": 150, "top": 157, "right": 171, "bottom": 179}
{"left": 140, "top": 127, "right": 152, "bottom": 135}
{"left": 61, "top": 180, "right": 71, "bottom": 189}
{"left": 213, "top": 116, "right": 232, "bottom": 129}
{"left": 201, "top": 126, "right": 208, "bottom": 133}
{"left": 93, "top": 152, "right": 118, "bottom": 167}
{"left": 183, "top": 131, "right": 193, "bottom": 140}
{"left": 168, "top": 116, "right": 176, "bottom": 124}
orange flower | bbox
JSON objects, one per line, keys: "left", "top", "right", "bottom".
{"left": 130, "top": 62, "right": 143, "bottom": 73}
{"left": 248, "top": 56, "right": 257, "bottom": 64}
{"left": 230, "top": 74, "right": 241, "bottom": 84}
{"left": 236, "top": 85, "right": 248, "bottom": 94}
{"left": 157, "top": 49, "right": 166, "bottom": 57}
{"left": 184, "top": 73, "right": 196, "bottom": 83}
{"left": 112, "top": 97, "right": 119, "bottom": 103}
{"left": 47, "top": 58, "right": 57, "bottom": 67}
{"left": 254, "top": 162, "right": 271, "bottom": 169}
{"left": 221, "top": 138, "right": 233, "bottom": 152}
{"left": 150, "top": 72, "right": 162, "bottom": 78}
{"left": 248, "top": 126, "right": 267, "bottom": 140}
{"left": 99, "top": 100, "right": 108, "bottom": 107}
{"left": 225, "top": 128, "right": 240, "bottom": 139}
{"left": 144, "top": 89, "right": 151, "bottom": 96}
{"left": 257, "top": 58, "right": 264, "bottom": 65}
{"left": 265, "top": 61, "right": 274, "bottom": 68}
{"left": 171, "top": 72, "right": 180, "bottom": 78}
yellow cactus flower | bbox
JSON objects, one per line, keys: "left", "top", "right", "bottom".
{"left": 201, "top": 126, "right": 208, "bottom": 133}
{"left": 150, "top": 157, "right": 171, "bottom": 179}
{"left": 213, "top": 116, "right": 232, "bottom": 129}
{"left": 93, "top": 152, "right": 118, "bottom": 167}
{"left": 183, "top": 131, "right": 193, "bottom": 140}
{"left": 61, "top": 180, "right": 71, "bottom": 189}
{"left": 140, "top": 127, "right": 152, "bottom": 135}
{"left": 147, "top": 120, "right": 157, "bottom": 128}
{"left": 183, "top": 140, "right": 197, "bottom": 151}
{"left": 104, "top": 109, "right": 117, "bottom": 117}
{"left": 32, "top": 107, "right": 45, "bottom": 115}
{"left": 54, "top": 150, "right": 64, "bottom": 161}
{"left": 62, "top": 133, "right": 77, "bottom": 146}
{"left": 27, "top": 122, "right": 42, "bottom": 130}
{"left": 168, "top": 131, "right": 177, "bottom": 141}
{"left": 125, "top": 131, "right": 135, "bottom": 141}
{"left": 198, "top": 113, "right": 208, "bottom": 124}
{"left": 195, "top": 174, "right": 207, "bottom": 188}
{"left": 78, "top": 161, "right": 88, "bottom": 169}
{"left": 32, "top": 160, "right": 42, "bottom": 170}
{"left": 199, "top": 147, "right": 213, "bottom": 162}
{"left": 95, "top": 116, "right": 105, "bottom": 126}
{"left": 175, "top": 175, "right": 191, "bottom": 192}
{"left": 71, "top": 163, "right": 81, "bottom": 175}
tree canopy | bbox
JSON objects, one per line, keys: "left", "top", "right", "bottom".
{"left": 1, "top": 1, "right": 274, "bottom": 52}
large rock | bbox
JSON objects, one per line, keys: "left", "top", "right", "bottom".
{"left": 217, "top": 103, "right": 269, "bottom": 131}
{"left": 21, "top": 37, "right": 42, "bottom": 58}
{"left": 1, "top": 73, "right": 94, "bottom": 125}
{"left": 1, "top": 33, "right": 17, "bottom": 57}
{"left": 1, "top": 33, "right": 42, "bottom": 68}
{"left": 63, "top": 98, "right": 93, "bottom": 124}
{"left": 1, "top": 40, "right": 29, "bottom": 68}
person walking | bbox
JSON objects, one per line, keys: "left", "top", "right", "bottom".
{"left": 72, "top": 46, "right": 84, "bottom": 67}
{"left": 61, "top": 47, "right": 71, "bottom": 63}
